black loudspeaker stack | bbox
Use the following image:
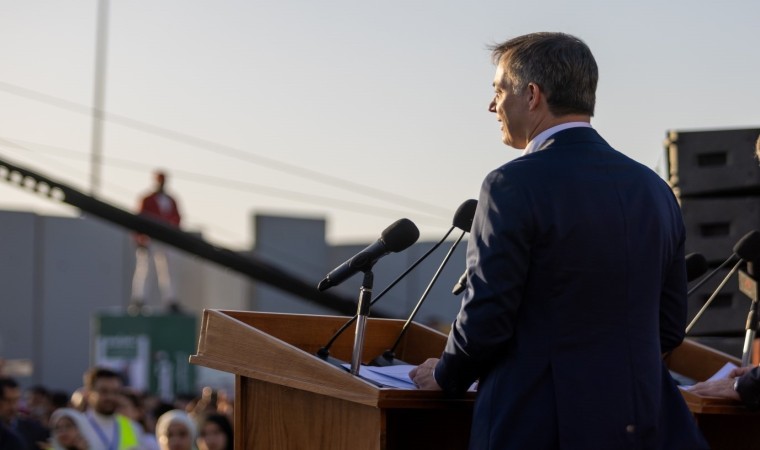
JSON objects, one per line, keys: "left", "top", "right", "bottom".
{"left": 666, "top": 127, "right": 760, "bottom": 356}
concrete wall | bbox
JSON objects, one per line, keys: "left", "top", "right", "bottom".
{"left": 0, "top": 211, "right": 38, "bottom": 377}
{"left": 250, "top": 214, "right": 331, "bottom": 315}
{"left": 37, "top": 215, "right": 131, "bottom": 391}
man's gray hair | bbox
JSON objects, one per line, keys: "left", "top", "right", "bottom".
{"left": 490, "top": 32, "right": 598, "bottom": 116}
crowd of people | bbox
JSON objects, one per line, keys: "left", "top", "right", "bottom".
{"left": 0, "top": 367, "right": 232, "bottom": 450}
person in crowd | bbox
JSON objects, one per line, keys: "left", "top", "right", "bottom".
{"left": 24, "top": 385, "right": 53, "bottom": 425}
{"left": 212, "top": 391, "right": 232, "bottom": 420}
{"left": 155, "top": 410, "right": 195, "bottom": 450}
{"left": 48, "top": 408, "right": 103, "bottom": 450}
{"left": 69, "top": 389, "right": 87, "bottom": 413}
{"left": 50, "top": 391, "right": 71, "bottom": 413}
{"left": 129, "top": 169, "right": 183, "bottom": 315}
{"left": 408, "top": 32, "right": 708, "bottom": 449}
{"left": 82, "top": 368, "right": 142, "bottom": 450}
{"left": 195, "top": 413, "right": 232, "bottom": 450}
{"left": 0, "top": 377, "right": 49, "bottom": 450}
{"left": 117, "top": 389, "right": 159, "bottom": 450}
{"left": 0, "top": 421, "right": 25, "bottom": 450}
{"left": 187, "top": 388, "right": 217, "bottom": 418}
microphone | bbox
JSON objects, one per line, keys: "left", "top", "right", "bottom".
{"left": 318, "top": 218, "right": 420, "bottom": 291}
{"left": 687, "top": 230, "right": 760, "bottom": 297}
{"left": 452, "top": 270, "right": 468, "bottom": 295}
{"left": 315, "top": 200, "right": 477, "bottom": 366}
{"left": 451, "top": 199, "right": 477, "bottom": 234}
{"left": 686, "top": 230, "right": 760, "bottom": 336}
{"left": 449, "top": 201, "right": 481, "bottom": 296}
{"left": 685, "top": 253, "right": 708, "bottom": 283}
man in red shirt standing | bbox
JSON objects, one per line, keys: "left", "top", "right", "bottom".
{"left": 129, "top": 170, "right": 182, "bottom": 314}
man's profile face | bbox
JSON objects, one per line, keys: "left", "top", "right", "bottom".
{"left": 488, "top": 58, "right": 531, "bottom": 150}
{"left": 88, "top": 376, "right": 122, "bottom": 416}
{"left": 0, "top": 386, "right": 20, "bottom": 422}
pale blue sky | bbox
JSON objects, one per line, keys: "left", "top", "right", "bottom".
{"left": 1, "top": 1, "right": 758, "bottom": 249}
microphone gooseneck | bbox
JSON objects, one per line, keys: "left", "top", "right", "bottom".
{"left": 316, "top": 200, "right": 477, "bottom": 365}
{"left": 687, "top": 230, "right": 760, "bottom": 297}
{"left": 686, "top": 230, "right": 760, "bottom": 336}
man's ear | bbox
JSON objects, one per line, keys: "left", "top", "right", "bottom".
{"left": 526, "top": 82, "right": 542, "bottom": 111}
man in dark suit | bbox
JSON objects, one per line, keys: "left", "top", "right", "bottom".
{"left": 409, "top": 32, "right": 708, "bottom": 449}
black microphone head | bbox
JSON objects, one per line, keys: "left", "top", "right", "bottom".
{"left": 685, "top": 252, "right": 707, "bottom": 282}
{"left": 734, "top": 230, "right": 760, "bottom": 260}
{"left": 380, "top": 218, "right": 420, "bottom": 253}
{"left": 452, "top": 199, "right": 478, "bottom": 232}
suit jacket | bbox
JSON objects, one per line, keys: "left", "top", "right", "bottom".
{"left": 736, "top": 365, "right": 760, "bottom": 409}
{"left": 435, "top": 127, "right": 708, "bottom": 449}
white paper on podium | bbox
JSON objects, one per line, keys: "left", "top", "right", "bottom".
{"left": 343, "top": 364, "right": 417, "bottom": 389}
{"left": 344, "top": 364, "right": 478, "bottom": 391}
{"left": 680, "top": 361, "right": 738, "bottom": 390}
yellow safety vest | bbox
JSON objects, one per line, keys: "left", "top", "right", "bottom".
{"left": 115, "top": 415, "right": 140, "bottom": 450}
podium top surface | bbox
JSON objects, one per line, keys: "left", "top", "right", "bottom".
{"left": 192, "top": 310, "right": 754, "bottom": 414}
{"left": 190, "top": 309, "right": 475, "bottom": 408}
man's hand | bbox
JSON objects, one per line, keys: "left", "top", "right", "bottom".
{"left": 409, "top": 358, "right": 442, "bottom": 390}
{"left": 689, "top": 377, "right": 741, "bottom": 400}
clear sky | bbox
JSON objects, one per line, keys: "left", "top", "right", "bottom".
{"left": 1, "top": 1, "right": 758, "bottom": 249}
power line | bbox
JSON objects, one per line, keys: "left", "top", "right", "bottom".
{"left": 0, "top": 136, "right": 449, "bottom": 228}
{"left": 0, "top": 80, "right": 452, "bottom": 219}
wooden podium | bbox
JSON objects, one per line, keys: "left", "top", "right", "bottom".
{"left": 191, "top": 309, "right": 760, "bottom": 450}
{"left": 665, "top": 339, "right": 760, "bottom": 450}
{"left": 190, "top": 310, "right": 474, "bottom": 450}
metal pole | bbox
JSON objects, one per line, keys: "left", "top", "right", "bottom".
{"left": 350, "top": 271, "right": 374, "bottom": 375}
{"left": 90, "top": 0, "right": 109, "bottom": 195}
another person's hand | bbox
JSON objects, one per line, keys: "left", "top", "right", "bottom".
{"left": 689, "top": 377, "right": 740, "bottom": 400}
{"left": 409, "top": 358, "right": 442, "bottom": 390}
{"left": 729, "top": 366, "right": 754, "bottom": 378}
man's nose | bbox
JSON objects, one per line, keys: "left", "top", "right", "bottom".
{"left": 488, "top": 99, "right": 496, "bottom": 113}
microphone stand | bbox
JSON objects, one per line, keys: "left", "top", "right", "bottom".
{"left": 741, "top": 262, "right": 760, "bottom": 367}
{"left": 685, "top": 259, "right": 743, "bottom": 335}
{"left": 741, "top": 299, "right": 758, "bottom": 367}
{"left": 351, "top": 271, "right": 374, "bottom": 375}
{"left": 374, "top": 230, "right": 467, "bottom": 366}
{"left": 687, "top": 256, "right": 736, "bottom": 296}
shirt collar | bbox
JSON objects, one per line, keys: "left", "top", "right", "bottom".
{"left": 521, "top": 122, "right": 592, "bottom": 156}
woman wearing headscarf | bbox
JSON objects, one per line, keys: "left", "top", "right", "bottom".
{"left": 155, "top": 409, "right": 196, "bottom": 450}
{"left": 49, "top": 408, "right": 104, "bottom": 450}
